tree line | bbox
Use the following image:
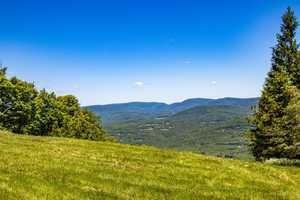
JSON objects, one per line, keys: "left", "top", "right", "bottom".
{"left": 250, "top": 7, "right": 300, "bottom": 161}
{"left": 0, "top": 67, "right": 113, "bottom": 141}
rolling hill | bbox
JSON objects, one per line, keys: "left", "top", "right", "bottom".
{"left": 105, "top": 105, "right": 253, "bottom": 159}
{"left": 86, "top": 98, "right": 259, "bottom": 159}
{"left": 86, "top": 97, "right": 259, "bottom": 125}
{"left": 0, "top": 131, "right": 299, "bottom": 200}
{"left": 86, "top": 102, "right": 170, "bottom": 125}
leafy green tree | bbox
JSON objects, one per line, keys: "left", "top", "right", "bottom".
{"left": 55, "top": 95, "right": 113, "bottom": 141}
{"left": 0, "top": 71, "right": 37, "bottom": 133}
{"left": 57, "top": 95, "right": 80, "bottom": 116}
{"left": 1, "top": 66, "right": 112, "bottom": 141}
{"left": 24, "top": 89, "right": 62, "bottom": 136}
{"left": 60, "top": 109, "right": 112, "bottom": 141}
{"left": 250, "top": 7, "right": 299, "bottom": 160}
{"left": 23, "top": 91, "right": 113, "bottom": 141}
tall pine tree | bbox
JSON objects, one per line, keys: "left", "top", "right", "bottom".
{"left": 282, "top": 86, "right": 300, "bottom": 159}
{"left": 250, "top": 7, "right": 299, "bottom": 161}
{"left": 277, "top": 7, "right": 299, "bottom": 87}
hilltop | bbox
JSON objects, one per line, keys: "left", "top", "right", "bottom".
{"left": 0, "top": 131, "right": 299, "bottom": 200}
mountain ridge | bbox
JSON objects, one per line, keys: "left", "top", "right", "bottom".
{"left": 86, "top": 97, "right": 259, "bottom": 124}
{"left": 87, "top": 97, "right": 259, "bottom": 107}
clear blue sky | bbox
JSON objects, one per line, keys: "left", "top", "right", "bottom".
{"left": 1, "top": 0, "right": 300, "bottom": 105}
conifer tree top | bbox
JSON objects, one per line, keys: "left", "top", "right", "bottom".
{"left": 280, "top": 7, "right": 298, "bottom": 42}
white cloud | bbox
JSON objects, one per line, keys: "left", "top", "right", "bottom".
{"left": 211, "top": 81, "right": 217, "bottom": 85}
{"left": 135, "top": 81, "right": 144, "bottom": 87}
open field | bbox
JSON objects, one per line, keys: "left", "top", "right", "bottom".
{"left": 0, "top": 131, "right": 299, "bottom": 200}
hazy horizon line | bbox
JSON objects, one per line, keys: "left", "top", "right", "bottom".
{"left": 85, "top": 96, "right": 259, "bottom": 107}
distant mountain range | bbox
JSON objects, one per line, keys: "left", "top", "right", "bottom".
{"left": 85, "top": 97, "right": 259, "bottom": 158}
{"left": 85, "top": 97, "right": 259, "bottom": 125}
{"left": 102, "top": 104, "right": 255, "bottom": 159}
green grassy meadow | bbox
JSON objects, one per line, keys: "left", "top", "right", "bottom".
{"left": 0, "top": 131, "right": 300, "bottom": 200}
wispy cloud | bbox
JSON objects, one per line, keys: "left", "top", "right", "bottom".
{"left": 135, "top": 81, "right": 144, "bottom": 87}
{"left": 211, "top": 81, "right": 217, "bottom": 85}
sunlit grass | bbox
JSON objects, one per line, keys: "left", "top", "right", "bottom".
{"left": 0, "top": 131, "right": 299, "bottom": 200}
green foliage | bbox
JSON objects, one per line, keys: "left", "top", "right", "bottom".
{"left": 250, "top": 7, "right": 300, "bottom": 160}
{"left": 0, "top": 73, "right": 38, "bottom": 133}
{"left": 1, "top": 132, "right": 300, "bottom": 200}
{"left": 282, "top": 86, "right": 300, "bottom": 158}
{"left": 24, "top": 90, "right": 62, "bottom": 136}
{"left": 57, "top": 108, "right": 111, "bottom": 141}
{"left": 279, "top": 7, "right": 300, "bottom": 87}
{"left": 250, "top": 66, "right": 291, "bottom": 160}
{"left": 0, "top": 67, "right": 112, "bottom": 141}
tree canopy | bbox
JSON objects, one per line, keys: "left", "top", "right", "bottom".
{"left": 0, "top": 67, "right": 113, "bottom": 142}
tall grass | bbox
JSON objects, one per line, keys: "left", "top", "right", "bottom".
{"left": 0, "top": 131, "right": 299, "bottom": 200}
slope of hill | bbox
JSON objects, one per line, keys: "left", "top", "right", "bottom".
{"left": 87, "top": 102, "right": 170, "bottom": 124}
{"left": 168, "top": 97, "right": 258, "bottom": 113}
{"left": 105, "top": 105, "right": 253, "bottom": 159}
{"left": 86, "top": 97, "right": 259, "bottom": 125}
{"left": 0, "top": 132, "right": 299, "bottom": 200}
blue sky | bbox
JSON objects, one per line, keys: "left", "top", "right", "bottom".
{"left": 1, "top": 0, "right": 300, "bottom": 105}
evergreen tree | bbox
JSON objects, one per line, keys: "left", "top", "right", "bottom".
{"left": 282, "top": 86, "right": 300, "bottom": 159}
{"left": 277, "top": 7, "right": 300, "bottom": 87}
{"left": 250, "top": 7, "right": 299, "bottom": 160}
{"left": 250, "top": 66, "right": 290, "bottom": 160}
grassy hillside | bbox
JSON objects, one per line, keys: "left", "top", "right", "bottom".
{"left": 106, "top": 105, "right": 252, "bottom": 159}
{"left": 0, "top": 132, "right": 299, "bottom": 200}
